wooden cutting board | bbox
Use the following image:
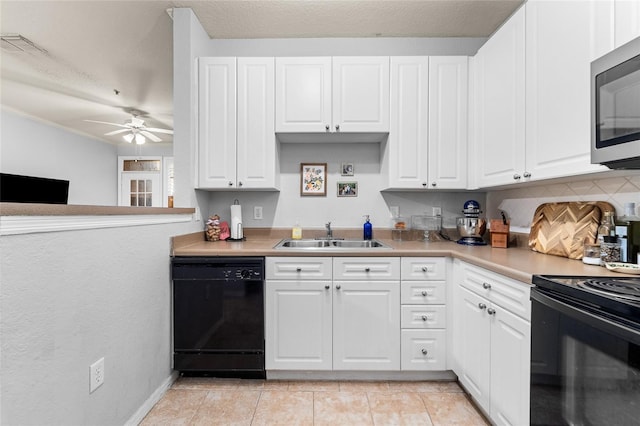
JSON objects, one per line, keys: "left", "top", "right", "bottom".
{"left": 528, "top": 202, "right": 612, "bottom": 259}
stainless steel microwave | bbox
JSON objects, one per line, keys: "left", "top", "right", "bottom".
{"left": 591, "top": 36, "right": 640, "bottom": 169}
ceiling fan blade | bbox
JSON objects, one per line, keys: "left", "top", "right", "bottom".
{"left": 83, "top": 119, "right": 130, "bottom": 129}
{"left": 104, "top": 129, "right": 131, "bottom": 136}
{"left": 140, "top": 130, "right": 162, "bottom": 142}
{"left": 144, "top": 127, "right": 173, "bottom": 134}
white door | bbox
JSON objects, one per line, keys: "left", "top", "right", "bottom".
{"left": 525, "top": 0, "right": 610, "bottom": 181}
{"left": 275, "top": 57, "right": 331, "bottom": 132}
{"left": 489, "top": 304, "right": 531, "bottom": 426}
{"left": 237, "top": 57, "right": 278, "bottom": 189}
{"left": 474, "top": 6, "right": 526, "bottom": 188}
{"left": 428, "top": 56, "right": 468, "bottom": 189}
{"left": 387, "top": 56, "right": 429, "bottom": 189}
{"left": 332, "top": 56, "right": 390, "bottom": 132}
{"left": 120, "top": 172, "right": 162, "bottom": 207}
{"left": 198, "top": 57, "right": 237, "bottom": 188}
{"left": 457, "top": 286, "right": 491, "bottom": 410}
{"left": 265, "top": 280, "right": 333, "bottom": 370}
{"left": 332, "top": 281, "right": 400, "bottom": 370}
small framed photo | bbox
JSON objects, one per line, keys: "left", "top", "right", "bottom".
{"left": 341, "top": 162, "right": 354, "bottom": 176}
{"left": 300, "top": 163, "right": 327, "bottom": 196}
{"left": 337, "top": 181, "right": 358, "bottom": 197}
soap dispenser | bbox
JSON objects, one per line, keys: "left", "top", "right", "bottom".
{"left": 363, "top": 215, "right": 373, "bottom": 240}
{"left": 292, "top": 220, "right": 302, "bottom": 240}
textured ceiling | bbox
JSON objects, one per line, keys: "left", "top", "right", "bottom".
{"left": 0, "top": 0, "right": 523, "bottom": 145}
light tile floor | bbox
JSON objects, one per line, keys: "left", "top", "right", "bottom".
{"left": 141, "top": 378, "right": 490, "bottom": 425}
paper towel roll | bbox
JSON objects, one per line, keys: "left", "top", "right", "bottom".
{"left": 230, "top": 203, "right": 243, "bottom": 239}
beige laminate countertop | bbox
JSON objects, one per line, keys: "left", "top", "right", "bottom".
{"left": 0, "top": 202, "right": 195, "bottom": 216}
{"left": 172, "top": 230, "right": 630, "bottom": 284}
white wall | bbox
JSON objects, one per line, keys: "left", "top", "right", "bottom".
{"left": 206, "top": 142, "right": 485, "bottom": 231}
{"left": 0, "top": 221, "right": 198, "bottom": 425}
{"left": 1, "top": 109, "right": 118, "bottom": 205}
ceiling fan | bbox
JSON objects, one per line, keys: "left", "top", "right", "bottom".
{"left": 85, "top": 115, "right": 173, "bottom": 144}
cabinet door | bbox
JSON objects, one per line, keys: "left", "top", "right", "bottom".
{"left": 333, "top": 281, "right": 400, "bottom": 370}
{"left": 525, "top": 0, "right": 611, "bottom": 181}
{"left": 332, "top": 57, "right": 390, "bottom": 132}
{"left": 237, "top": 58, "right": 278, "bottom": 189}
{"left": 615, "top": 0, "right": 640, "bottom": 48}
{"left": 490, "top": 304, "right": 531, "bottom": 426}
{"left": 428, "top": 56, "right": 468, "bottom": 189}
{"left": 386, "top": 56, "right": 429, "bottom": 189}
{"left": 401, "top": 329, "right": 446, "bottom": 371}
{"left": 474, "top": 7, "right": 526, "bottom": 188}
{"left": 265, "top": 280, "right": 333, "bottom": 370}
{"left": 198, "top": 57, "right": 237, "bottom": 188}
{"left": 457, "top": 286, "right": 491, "bottom": 411}
{"left": 275, "top": 57, "right": 331, "bottom": 132}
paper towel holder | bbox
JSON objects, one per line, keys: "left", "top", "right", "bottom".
{"left": 228, "top": 199, "right": 246, "bottom": 241}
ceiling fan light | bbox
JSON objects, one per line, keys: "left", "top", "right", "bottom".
{"left": 123, "top": 133, "right": 134, "bottom": 143}
{"left": 135, "top": 133, "right": 146, "bottom": 145}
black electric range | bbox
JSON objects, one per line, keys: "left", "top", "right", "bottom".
{"left": 532, "top": 275, "right": 640, "bottom": 330}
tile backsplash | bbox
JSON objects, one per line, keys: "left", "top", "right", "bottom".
{"left": 486, "top": 173, "right": 640, "bottom": 233}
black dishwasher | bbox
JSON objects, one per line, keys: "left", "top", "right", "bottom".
{"left": 171, "top": 256, "right": 265, "bottom": 378}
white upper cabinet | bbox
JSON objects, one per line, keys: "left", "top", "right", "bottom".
{"left": 198, "top": 57, "right": 237, "bottom": 189}
{"left": 428, "top": 56, "right": 468, "bottom": 189}
{"left": 473, "top": 6, "right": 526, "bottom": 188}
{"left": 385, "top": 56, "right": 468, "bottom": 190}
{"left": 275, "top": 57, "right": 389, "bottom": 133}
{"left": 198, "top": 57, "right": 278, "bottom": 190}
{"left": 615, "top": 0, "right": 640, "bottom": 48}
{"left": 525, "top": 0, "right": 610, "bottom": 181}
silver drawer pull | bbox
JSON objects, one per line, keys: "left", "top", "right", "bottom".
{"left": 365, "top": 267, "right": 371, "bottom": 272}
{"left": 482, "top": 282, "right": 492, "bottom": 289}
{"left": 325, "top": 285, "right": 330, "bottom": 290}
{"left": 478, "top": 303, "right": 487, "bottom": 310}
{"left": 421, "top": 266, "right": 429, "bottom": 272}
{"left": 421, "top": 290, "right": 428, "bottom": 297}
{"left": 421, "top": 349, "right": 428, "bottom": 355}
{"left": 296, "top": 268, "right": 302, "bottom": 272}
{"left": 487, "top": 308, "right": 496, "bottom": 315}
{"left": 421, "top": 315, "right": 429, "bottom": 321}
{"left": 336, "top": 284, "right": 341, "bottom": 290}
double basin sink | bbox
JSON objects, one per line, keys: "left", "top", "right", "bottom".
{"left": 274, "top": 238, "right": 392, "bottom": 250}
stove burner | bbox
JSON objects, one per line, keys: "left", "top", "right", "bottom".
{"left": 580, "top": 278, "right": 640, "bottom": 300}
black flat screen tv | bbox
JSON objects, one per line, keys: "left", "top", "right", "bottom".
{"left": 0, "top": 173, "right": 69, "bottom": 204}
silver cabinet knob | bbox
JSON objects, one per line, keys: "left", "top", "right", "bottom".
{"left": 365, "top": 267, "right": 371, "bottom": 272}
{"left": 478, "top": 303, "right": 487, "bottom": 310}
{"left": 513, "top": 174, "right": 521, "bottom": 180}
{"left": 487, "top": 308, "right": 496, "bottom": 315}
{"left": 325, "top": 284, "right": 330, "bottom": 290}
{"left": 325, "top": 124, "right": 330, "bottom": 131}
{"left": 421, "top": 315, "right": 428, "bottom": 321}
{"left": 421, "top": 266, "right": 428, "bottom": 272}
{"left": 431, "top": 182, "right": 437, "bottom": 187}
{"left": 336, "top": 284, "right": 341, "bottom": 290}
{"left": 482, "top": 282, "right": 492, "bottom": 290}
{"left": 335, "top": 124, "right": 340, "bottom": 131}
{"left": 421, "top": 290, "right": 428, "bottom": 297}
{"left": 238, "top": 181, "right": 243, "bottom": 187}
{"left": 228, "top": 181, "right": 234, "bottom": 186}
{"left": 422, "top": 182, "right": 427, "bottom": 187}
{"left": 421, "top": 349, "right": 428, "bottom": 355}
{"left": 296, "top": 267, "right": 302, "bottom": 272}
{"left": 523, "top": 171, "right": 532, "bottom": 178}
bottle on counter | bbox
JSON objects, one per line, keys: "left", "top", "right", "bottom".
{"left": 363, "top": 215, "right": 373, "bottom": 240}
{"left": 597, "top": 210, "right": 616, "bottom": 244}
{"left": 292, "top": 221, "right": 302, "bottom": 240}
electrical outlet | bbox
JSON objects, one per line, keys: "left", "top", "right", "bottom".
{"left": 254, "top": 206, "right": 263, "bottom": 220}
{"left": 90, "top": 357, "right": 105, "bottom": 393}
{"left": 390, "top": 206, "right": 399, "bottom": 217}
{"left": 432, "top": 207, "right": 442, "bottom": 216}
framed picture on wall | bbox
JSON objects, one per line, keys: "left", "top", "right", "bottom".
{"left": 341, "top": 162, "right": 354, "bottom": 176}
{"left": 300, "top": 163, "right": 327, "bottom": 196}
{"left": 337, "top": 181, "right": 358, "bottom": 197}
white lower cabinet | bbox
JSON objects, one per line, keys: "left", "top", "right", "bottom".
{"left": 454, "top": 260, "right": 531, "bottom": 426}
{"left": 265, "top": 257, "right": 400, "bottom": 371}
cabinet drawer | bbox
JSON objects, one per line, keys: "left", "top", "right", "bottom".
{"left": 401, "top": 329, "right": 446, "bottom": 370}
{"left": 459, "top": 262, "right": 531, "bottom": 320}
{"left": 401, "top": 281, "right": 446, "bottom": 305}
{"left": 333, "top": 257, "right": 400, "bottom": 280}
{"left": 401, "top": 257, "right": 446, "bottom": 280}
{"left": 401, "top": 305, "right": 446, "bottom": 329}
{"left": 266, "top": 257, "right": 332, "bottom": 280}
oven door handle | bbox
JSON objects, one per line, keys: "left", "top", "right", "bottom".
{"left": 531, "top": 288, "right": 640, "bottom": 345}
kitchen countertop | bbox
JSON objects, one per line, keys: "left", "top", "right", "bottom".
{"left": 0, "top": 202, "right": 195, "bottom": 216}
{"left": 172, "top": 229, "right": 629, "bottom": 284}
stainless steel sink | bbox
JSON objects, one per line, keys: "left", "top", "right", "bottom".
{"left": 274, "top": 238, "right": 391, "bottom": 250}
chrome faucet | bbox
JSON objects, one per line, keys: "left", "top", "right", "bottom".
{"left": 325, "top": 221, "right": 333, "bottom": 239}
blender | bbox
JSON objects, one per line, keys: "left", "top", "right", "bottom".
{"left": 456, "top": 200, "right": 487, "bottom": 246}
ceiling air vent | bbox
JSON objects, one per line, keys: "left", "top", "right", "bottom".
{"left": 1, "top": 34, "right": 47, "bottom": 54}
